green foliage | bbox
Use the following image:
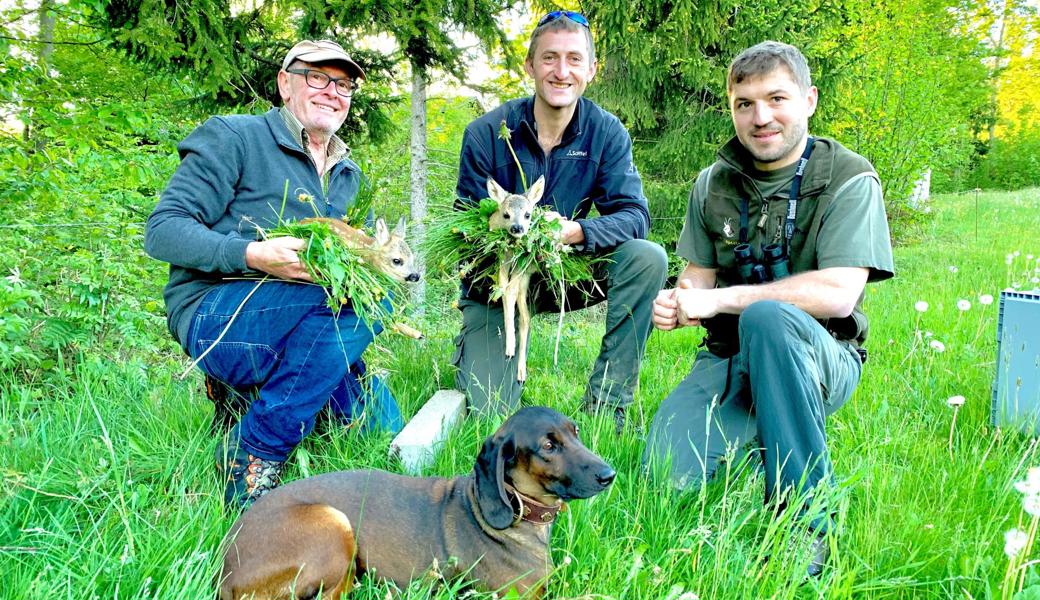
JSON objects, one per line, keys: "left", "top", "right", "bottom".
{"left": 580, "top": 0, "right": 992, "bottom": 237}
{"left": 267, "top": 219, "right": 406, "bottom": 327}
{"left": 423, "top": 202, "right": 599, "bottom": 303}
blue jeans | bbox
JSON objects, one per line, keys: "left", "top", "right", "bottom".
{"left": 187, "top": 280, "right": 403, "bottom": 461}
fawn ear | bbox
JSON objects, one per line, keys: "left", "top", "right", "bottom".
{"left": 486, "top": 178, "right": 510, "bottom": 204}
{"left": 393, "top": 216, "right": 407, "bottom": 238}
{"left": 374, "top": 217, "right": 390, "bottom": 244}
{"left": 526, "top": 176, "right": 545, "bottom": 204}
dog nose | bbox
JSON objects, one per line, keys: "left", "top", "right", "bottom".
{"left": 596, "top": 467, "right": 616, "bottom": 488}
{"left": 406, "top": 273, "right": 420, "bottom": 282}
{"left": 509, "top": 224, "right": 525, "bottom": 235}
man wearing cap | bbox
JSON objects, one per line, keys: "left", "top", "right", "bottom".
{"left": 452, "top": 12, "right": 668, "bottom": 431}
{"left": 146, "top": 40, "right": 403, "bottom": 509}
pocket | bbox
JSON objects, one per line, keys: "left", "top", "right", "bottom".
{"left": 193, "top": 336, "right": 280, "bottom": 389}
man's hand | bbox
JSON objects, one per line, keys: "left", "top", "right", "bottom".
{"left": 653, "top": 279, "right": 701, "bottom": 331}
{"left": 675, "top": 279, "right": 721, "bottom": 324}
{"left": 542, "top": 210, "right": 585, "bottom": 245}
{"left": 245, "top": 237, "right": 313, "bottom": 282}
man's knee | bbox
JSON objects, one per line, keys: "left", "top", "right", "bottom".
{"left": 738, "top": 300, "right": 808, "bottom": 347}
{"left": 610, "top": 239, "right": 668, "bottom": 281}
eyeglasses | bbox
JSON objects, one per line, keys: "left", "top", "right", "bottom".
{"left": 285, "top": 68, "right": 358, "bottom": 97}
{"left": 536, "top": 10, "right": 590, "bottom": 28}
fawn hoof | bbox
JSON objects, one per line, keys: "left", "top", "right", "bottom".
{"left": 517, "top": 364, "right": 527, "bottom": 382}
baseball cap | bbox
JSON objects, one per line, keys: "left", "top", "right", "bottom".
{"left": 282, "top": 40, "right": 366, "bottom": 80}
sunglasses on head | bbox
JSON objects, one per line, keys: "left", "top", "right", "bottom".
{"left": 536, "top": 10, "right": 590, "bottom": 28}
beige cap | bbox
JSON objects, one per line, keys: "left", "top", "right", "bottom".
{"left": 282, "top": 39, "right": 365, "bottom": 80}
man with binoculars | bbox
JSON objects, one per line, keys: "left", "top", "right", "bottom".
{"left": 644, "top": 41, "right": 894, "bottom": 577}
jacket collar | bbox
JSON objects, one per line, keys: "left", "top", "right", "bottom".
{"left": 265, "top": 108, "right": 357, "bottom": 173}
{"left": 512, "top": 96, "right": 586, "bottom": 149}
{"left": 717, "top": 135, "right": 833, "bottom": 197}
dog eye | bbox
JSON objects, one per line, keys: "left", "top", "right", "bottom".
{"left": 541, "top": 440, "right": 555, "bottom": 452}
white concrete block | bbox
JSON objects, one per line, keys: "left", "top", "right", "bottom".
{"left": 390, "top": 390, "right": 466, "bottom": 474}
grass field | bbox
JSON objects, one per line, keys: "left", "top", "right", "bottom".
{"left": 3, "top": 188, "right": 1040, "bottom": 599}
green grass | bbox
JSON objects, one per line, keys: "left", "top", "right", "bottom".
{"left": 3, "top": 189, "right": 1040, "bottom": 599}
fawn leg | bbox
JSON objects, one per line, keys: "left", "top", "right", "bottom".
{"left": 500, "top": 262, "right": 517, "bottom": 357}
{"left": 517, "top": 273, "right": 531, "bottom": 382}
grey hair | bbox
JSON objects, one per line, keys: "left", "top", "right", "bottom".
{"left": 525, "top": 15, "right": 596, "bottom": 64}
{"left": 727, "top": 41, "right": 811, "bottom": 93}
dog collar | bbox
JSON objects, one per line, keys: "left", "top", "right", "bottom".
{"left": 506, "top": 485, "right": 565, "bottom": 525}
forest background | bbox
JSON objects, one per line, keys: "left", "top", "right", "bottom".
{"left": 2, "top": 0, "right": 1040, "bottom": 598}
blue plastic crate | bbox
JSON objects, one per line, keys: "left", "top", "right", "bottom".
{"left": 992, "top": 290, "right": 1040, "bottom": 435}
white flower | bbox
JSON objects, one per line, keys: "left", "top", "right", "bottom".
{"left": 947, "top": 395, "right": 965, "bottom": 407}
{"left": 1006, "top": 528, "right": 1029, "bottom": 558}
{"left": 1015, "top": 467, "right": 1040, "bottom": 496}
{"left": 929, "top": 340, "right": 945, "bottom": 352}
{"left": 979, "top": 294, "right": 994, "bottom": 305}
{"left": 1032, "top": 277, "right": 1040, "bottom": 284}
{"left": 1015, "top": 250, "right": 1021, "bottom": 256}
{"left": 678, "top": 594, "right": 701, "bottom": 600}
{"left": 1025, "top": 494, "right": 1040, "bottom": 517}
{"left": 948, "top": 265, "right": 959, "bottom": 273}
{"left": 1029, "top": 254, "right": 1035, "bottom": 260}
{"left": 915, "top": 301, "right": 929, "bottom": 312}
{"left": 957, "top": 299, "right": 971, "bottom": 311}
{"left": 925, "top": 330, "right": 934, "bottom": 338}
{"left": 1007, "top": 254, "right": 1015, "bottom": 264}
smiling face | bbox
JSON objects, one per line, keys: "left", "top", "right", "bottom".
{"left": 524, "top": 29, "right": 596, "bottom": 114}
{"left": 728, "top": 66, "right": 818, "bottom": 171}
{"left": 277, "top": 61, "right": 352, "bottom": 137}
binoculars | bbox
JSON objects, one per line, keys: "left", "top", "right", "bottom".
{"left": 734, "top": 243, "right": 790, "bottom": 284}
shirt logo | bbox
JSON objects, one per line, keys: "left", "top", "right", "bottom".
{"left": 565, "top": 150, "right": 588, "bottom": 157}
{"left": 723, "top": 217, "right": 735, "bottom": 240}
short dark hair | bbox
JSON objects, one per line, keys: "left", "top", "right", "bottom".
{"left": 727, "top": 41, "right": 811, "bottom": 94}
{"left": 525, "top": 16, "right": 596, "bottom": 64}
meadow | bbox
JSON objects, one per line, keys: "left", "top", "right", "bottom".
{"left": 2, "top": 187, "right": 1040, "bottom": 600}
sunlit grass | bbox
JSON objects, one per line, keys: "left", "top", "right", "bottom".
{"left": 2, "top": 189, "right": 1040, "bottom": 599}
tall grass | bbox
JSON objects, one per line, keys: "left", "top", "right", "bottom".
{"left": 2, "top": 189, "right": 1040, "bottom": 599}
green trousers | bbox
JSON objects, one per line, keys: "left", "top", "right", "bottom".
{"left": 452, "top": 239, "right": 668, "bottom": 415}
{"left": 643, "top": 300, "right": 863, "bottom": 532}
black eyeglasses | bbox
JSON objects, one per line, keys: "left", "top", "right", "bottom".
{"left": 285, "top": 68, "right": 358, "bottom": 97}
{"left": 536, "top": 10, "right": 590, "bottom": 28}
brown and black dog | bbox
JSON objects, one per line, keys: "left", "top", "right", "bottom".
{"left": 218, "top": 406, "right": 616, "bottom": 599}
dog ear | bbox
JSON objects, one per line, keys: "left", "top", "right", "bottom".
{"left": 486, "top": 178, "right": 509, "bottom": 204}
{"left": 474, "top": 432, "right": 515, "bottom": 530}
{"left": 392, "top": 216, "right": 407, "bottom": 238}
{"left": 526, "top": 176, "right": 545, "bottom": 204}
{"left": 374, "top": 217, "right": 390, "bottom": 245}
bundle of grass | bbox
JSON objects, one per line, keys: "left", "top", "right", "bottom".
{"left": 266, "top": 216, "right": 418, "bottom": 329}
{"left": 424, "top": 198, "right": 599, "bottom": 305}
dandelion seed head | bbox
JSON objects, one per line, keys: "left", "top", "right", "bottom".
{"left": 914, "top": 300, "right": 929, "bottom": 313}
{"left": 1024, "top": 494, "right": 1040, "bottom": 517}
{"left": 929, "top": 340, "right": 945, "bottom": 352}
{"left": 1006, "top": 528, "right": 1028, "bottom": 559}
{"left": 925, "top": 331, "right": 934, "bottom": 338}
{"left": 948, "top": 265, "right": 958, "bottom": 273}
{"left": 957, "top": 299, "right": 971, "bottom": 311}
{"left": 1015, "top": 250, "right": 1021, "bottom": 257}
{"left": 1014, "top": 468, "right": 1040, "bottom": 496}
{"left": 979, "top": 294, "right": 994, "bottom": 305}
{"left": 947, "top": 395, "right": 965, "bottom": 407}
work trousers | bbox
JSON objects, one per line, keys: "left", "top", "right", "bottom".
{"left": 643, "top": 300, "right": 862, "bottom": 531}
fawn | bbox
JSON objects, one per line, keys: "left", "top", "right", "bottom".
{"left": 486, "top": 176, "right": 545, "bottom": 382}
{"left": 302, "top": 216, "right": 421, "bottom": 283}
{"left": 302, "top": 216, "right": 423, "bottom": 338}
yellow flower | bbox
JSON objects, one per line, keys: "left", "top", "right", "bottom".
{"left": 297, "top": 192, "right": 314, "bottom": 203}
{"left": 340, "top": 296, "right": 348, "bottom": 305}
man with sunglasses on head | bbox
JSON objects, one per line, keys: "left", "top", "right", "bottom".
{"left": 453, "top": 12, "right": 667, "bottom": 431}
{"left": 644, "top": 41, "right": 894, "bottom": 577}
{"left": 146, "top": 40, "right": 403, "bottom": 510}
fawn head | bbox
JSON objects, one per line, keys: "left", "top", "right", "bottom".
{"left": 370, "top": 217, "right": 421, "bottom": 282}
{"left": 486, "top": 176, "right": 545, "bottom": 238}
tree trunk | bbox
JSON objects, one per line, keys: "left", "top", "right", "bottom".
{"left": 409, "top": 57, "right": 428, "bottom": 314}
{"left": 27, "top": 0, "right": 55, "bottom": 149}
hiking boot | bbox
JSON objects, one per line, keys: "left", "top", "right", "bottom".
{"left": 582, "top": 402, "right": 629, "bottom": 435}
{"left": 804, "top": 531, "right": 830, "bottom": 578}
{"left": 204, "top": 374, "right": 253, "bottom": 435}
{"left": 215, "top": 425, "right": 284, "bottom": 509}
